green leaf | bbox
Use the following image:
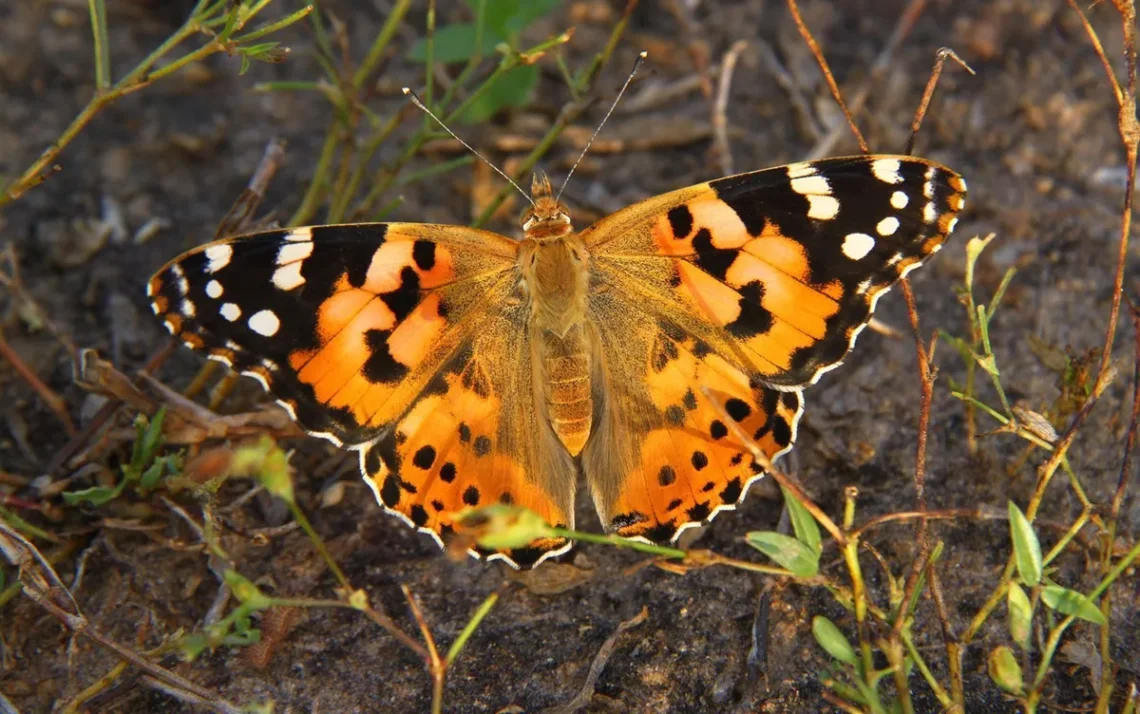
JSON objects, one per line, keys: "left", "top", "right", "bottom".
{"left": 224, "top": 570, "right": 274, "bottom": 610}
{"left": 975, "top": 353, "right": 1000, "bottom": 377}
{"left": 178, "top": 632, "right": 210, "bottom": 661}
{"left": 964, "top": 233, "right": 996, "bottom": 291}
{"left": 781, "top": 486, "right": 821, "bottom": 554}
{"left": 232, "top": 436, "right": 294, "bottom": 503}
{"left": 139, "top": 460, "right": 167, "bottom": 491}
{"left": 812, "top": 616, "right": 858, "bottom": 666}
{"left": 138, "top": 407, "right": 167, "bottom": 470}
{"left": 456, "top": 504, "right": 556, "bottom": 550}
{"left": 1007, "top": 582, "right": 1033, "bottom": 648}
{"left": 408, "top": 24, "right": 500, "bottom": 63}
{"left": 459, "top": 64, "right": 538, "bottom": 123}
{"left": 1008, "top": 501, "right": 1042, "bottom": 586}
{"left": 746, "top": 531, "right": 819, "bottom": 577}
{"left": 1041, "top": 585, "right": 1106, "bottom": 625}
{"left": 988, "top": 645, "right": 1023, "bottom": 694}
{"left": 62, "top": 480, "right": 128, "bottom": 507}
{"left": 470, "top": 0, "right": 561, "bottom": 35}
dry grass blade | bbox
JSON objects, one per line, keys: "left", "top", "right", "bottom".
{"left": 711, "top": 40, "right": 749, "bottom": 175}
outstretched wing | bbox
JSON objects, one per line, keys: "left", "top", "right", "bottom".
{"left": 359, "top": 320, "right": 577, "bottom": 569}
{"left": 581, "top": 155, "right": 966, "bottom": 542}
{"left": 148, "top": 223, "right": 575, "bottom": 567}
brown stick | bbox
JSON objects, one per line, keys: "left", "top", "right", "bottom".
{"left": 786, "top": 0, "right": 869, "bottom": 154}
{"left": 905, "top": 48, "right": 974, "bottom": 155}
{"left": 0, "top": 328, "right": 75, "bottom": 435}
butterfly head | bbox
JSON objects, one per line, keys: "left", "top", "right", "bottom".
{"left": 522, "top": 172, "right": 572, "bottom": 240}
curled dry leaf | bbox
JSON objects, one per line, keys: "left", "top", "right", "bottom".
{"left": 1012, "top": 406, "right": 1058, "bottom": 444}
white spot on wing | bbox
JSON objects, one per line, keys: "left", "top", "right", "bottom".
{"left": 947, "top": 217, "right": 959, "bottom": 233}
{"left": 220, "top": 302, "right": 241, "bottom": 322}
{"left": 163, "top": 319, "right": 177, "bottom": 334}
{"left": 842, "top": 232, "right": 876, "bottom": 260}
{"left": 276, "top": 241, "right": 314, "bottom": 265}
{"left": 205, "top": 280, "right": 223, "bottom": 299}
{"left": 876, "top": 216, "right": 900, "bottom": 236}
{"left": 180, "top": 299, "right": 196, "bottom": 318}
{"left": 890, "top": 191, "right": 909, "bottom": 209}
{"left": 806, "top": 195, "right": 840, "bottom": 220}
{"left": 248, "top": 309, "right": 280, "bottom": 336}
{"left": 871, "top": 158, "right": 903, "bottom": 184}
{"left": 924, "top": 201, "right": 937, "bottom": 224}
{"left": 790, "top": 175, "right": 831, "bottom": 195}
{"left": 272, "top": 262, "right": 306, "bottom": 291}
{"left": 284, "top": 227, "right": 313, "bottom": 242}
{"left": 204, "top": 244, "right": 233, "bottom": 273}
{"left": 150, "top": 302, "right": 161, "bottom": 315}
{"left": 170, "top": 264, "right": 189, "bottom": 296}
{"left": 786, "top": 162, "right": 816, "bottom": 178}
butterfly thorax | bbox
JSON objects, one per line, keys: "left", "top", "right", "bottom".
{"left": 519, "top": 173, "right": 593, "bottom": 456}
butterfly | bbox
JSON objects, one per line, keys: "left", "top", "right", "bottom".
{"left": 148, "top": 155, "right": 966, "bottom": 568}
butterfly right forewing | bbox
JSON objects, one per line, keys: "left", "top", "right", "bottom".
{"left": 148, "top": 223, "right": 519, "bottom": 446}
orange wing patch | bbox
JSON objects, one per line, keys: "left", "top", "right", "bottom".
{"left": 603, "top": 328, "right": 803, "bottom": 542}
{"left": 360, "top": 342, "right": 575, "bottom": 568}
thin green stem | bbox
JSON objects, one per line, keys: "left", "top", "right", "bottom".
{"left": 232, "top": 5, "right": 314, "bottom": 44}
{"left": 286, "top": 503, "right": 350, "bottom": 591}
{"left": 1089, "top": 537, "right": 1140, "bottom": 601}
{"left": 396, "top": 155, "right": 474, "bottom": 187}
{"left": 353, "top": 0, "right": 412, "bottom": 90}
{"left": 422, "top": 0, "right": 436, "bottom": 133}
{"left": 552, "top": 528, "right": 687, "bottom": 559}
{"left": 254, "top": 80, "right": 324, "bottom": 92}
{"left": 289, "top": 120, "right": 342, "bottom": 226}
{"left": 88, "top": 0, "right": 111, "bottom": 90}
{"left": 445, "top": 591, "right": 499, "bottom": 665}
{"left": 900, "top": 629, "right": 954, "bottom": 708}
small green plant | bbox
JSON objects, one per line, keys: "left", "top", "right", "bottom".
{"left": 0, "top": 0, "right": 313, "bottom": 209}
{"left": 62, "top": 408, "right": 181, "bottom": 506}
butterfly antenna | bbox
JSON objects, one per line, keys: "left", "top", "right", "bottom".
{"left": 402, "top": 87, "right": 535, "bottom": 207}
{"left": 556, "top": 51, "right": 647, "bottom": 201}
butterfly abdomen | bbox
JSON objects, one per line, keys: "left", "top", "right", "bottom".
{"left": 539, "top": 326, "right": 593, "bottom": 456}
{"left": 521, "top": 233, "right": 594, "bottom": 456}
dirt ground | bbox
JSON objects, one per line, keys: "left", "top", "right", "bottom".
{"left": 1, "top": 0, "right": 1138, "bottom": 712}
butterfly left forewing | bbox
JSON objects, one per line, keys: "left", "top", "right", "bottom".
{"left": 583, "top": 155, "right": 967, "bottom": 388}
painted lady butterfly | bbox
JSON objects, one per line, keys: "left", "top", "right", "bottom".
{"left": 148, "top": 151, "right": 965, "bottom": 568}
